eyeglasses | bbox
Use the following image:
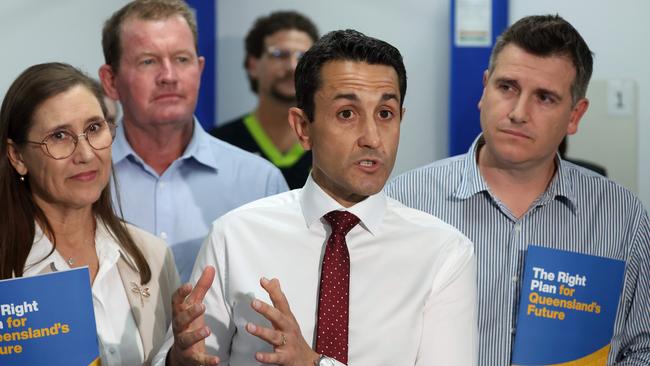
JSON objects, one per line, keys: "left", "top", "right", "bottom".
{"left": 25, "top": 119, "right": 117, "bottom": 160}
{"left": 265, "top": 47, "right": 306, "bottom": 62}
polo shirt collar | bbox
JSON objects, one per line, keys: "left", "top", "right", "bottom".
{"left": 300, "top": 175, "right": 386, "bottom": 236}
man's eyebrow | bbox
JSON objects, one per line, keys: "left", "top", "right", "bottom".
{"left": 493, "top": 77, "right": 563, "bottom": 100}
{"left": 494, "top": 77, "right": 519, "bottom": 87}
{"left": 381, "top": 93, "right": 399, "bottom": 102}
{"left": 135, "top": 51, "right": 157, "bottom": 58}
{"left": 332, "top": 93, "right": 399, "bottom": 103}
{"left": 333, "top": 93, "right": 359, "bottom": 102}
{"left": 534, "top": 87, "right": 563, "bottom": 101}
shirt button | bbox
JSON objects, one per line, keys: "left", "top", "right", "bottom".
{"left": 109, "top": 347, "right": 117, "bottom": 354}
{"left": 159, "top": 182, "right": 166, "bottom": 188}
{"left": 514, "top": 223, "right": 522, "bottom": 232}
{"left": 511, "top": 327, "right": 516, "bottom": 335}
{"left": 511, "top": 276, "right": 518, "bottom": 283}
{"left": 160, "top": 232, "right": 168, "bottom": 240}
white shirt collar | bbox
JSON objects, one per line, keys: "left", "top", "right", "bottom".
{"left": 23, "top": 220, "right": 137, "bottom": 274}
{"left": 24, "top": 224, "right": 60, "bottom": 274}
{"left": 299, "top": 175, "right": 386, "bottom": 236}
{"left": 95, "top": 219, "right": 139, "bottom": 271}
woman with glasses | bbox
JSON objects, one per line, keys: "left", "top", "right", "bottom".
{"left": 0, "top": 62, "right": 180, "bottom": 365}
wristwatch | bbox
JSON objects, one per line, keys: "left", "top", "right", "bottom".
{"left": 315, "top": 355, "right": 336, "bottom": 366}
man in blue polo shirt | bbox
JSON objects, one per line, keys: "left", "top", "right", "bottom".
{"left": 99, "top": 0, "right": 287, "bottom": 281}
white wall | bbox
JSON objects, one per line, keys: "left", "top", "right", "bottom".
{"left": 217, "top": 0, "right": 451, "bottom": 178}
{"left": 1, "top": 0, "right": 648, "bottom": 208}
{"left": 0, "top": 0, "right": 130, "bottom": 97}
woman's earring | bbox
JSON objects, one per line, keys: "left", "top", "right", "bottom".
{"left": 19, "top": 175, "right": 25, "bottom": 182}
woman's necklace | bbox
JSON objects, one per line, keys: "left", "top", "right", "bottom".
{"left": 52, "top": 220, "right": 97, "bottom": 268}
{"left": 61, "top": 239, "right": 95, "bottom": 267}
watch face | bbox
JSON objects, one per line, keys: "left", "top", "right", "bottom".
{"left": 319, "top": 356, "right": 336, "bottom": 366}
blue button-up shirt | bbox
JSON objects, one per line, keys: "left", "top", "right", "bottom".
{"left": 386, "top": 135, "right": 650, "bottom": 365}
{"left": 111, "top": 119, "right": 288, "bottom": 281}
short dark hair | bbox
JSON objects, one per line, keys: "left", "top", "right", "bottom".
{"left": 488, "top": 14, "right": 593, "bottom": 104}
{"left": 102, "top": 0, "right": 198, "bottom": 71}
{"left": 244, "top": 10, "right": 319, "bottom": 93}
{"left": 0, "top": 62, "right": 151, "bottom": 283}
{"left": 295, "top": 29, "right": 407, "bottom": 122}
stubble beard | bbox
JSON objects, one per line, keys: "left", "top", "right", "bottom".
{"left": 270, "top": 85, "right": 296, "bottom": 104}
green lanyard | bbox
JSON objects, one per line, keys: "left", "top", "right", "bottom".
{"left": 243, "top": 113, "right": 306, "bottom": 168}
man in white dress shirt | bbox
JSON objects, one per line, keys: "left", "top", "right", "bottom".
{"left": 154, "top": 29, "right": 478, "bottom": 366}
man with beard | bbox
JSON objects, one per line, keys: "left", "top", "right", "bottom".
{"left": 211, "top": 11, "right": 319, "bottom": 189}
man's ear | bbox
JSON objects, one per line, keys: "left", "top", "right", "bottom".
{"left": 288, "top": 107, "right": 312, "bottom": 151}
{"left": 478, "top": 69, "right": 489, "bottom": 110}
{"left": 6, "top": 139, "right": 28, "bottom": 176}
{"left": 98, "top": 64, "right": 120, "bottom": 100}
{"left": 246, "top": 55, "right": 260, "bottom": 80}
{"left": 198, "top": 56, "right": 205, "bottom": 74}
{"left": 566, "top": 98, "right": 589, "bottom": 135}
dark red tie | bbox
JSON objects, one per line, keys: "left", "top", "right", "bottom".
{"left": 316, "top": 210, "right": 360, "bottom": 364}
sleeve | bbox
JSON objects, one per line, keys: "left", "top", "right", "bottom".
{"left": 161, "top": 247, "right": 181, "bottom": 336}
{"left": 266, "top": 166, "right": 289, "bottom": 195}
{"left": 324, "top": 357, "right": 346, "bottom": 366}
{"left": 151, "top": 322, "right": 174, "bottom": 366}
{"left": 150, "top": 220, "right": 236, "bottom": 366}
{"left": 416, "top": 237, "right": 478, "bottom": 366}
{"left": 612, "top": 208, "right": 650, "bottom": 364}
{"left": 148, "top": 248, "right": 181, "bottom": 366}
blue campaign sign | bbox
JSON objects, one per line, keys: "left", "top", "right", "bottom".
{"left": 512, "top": 245, "right": 625, "bottom": 365}
{"left": 0, "top": 268, "right": 99, "bottom": 365}
{"left": 449, "top": 0, "right": 508, "bottom": 156}
{"left": 186, "top": 0, "right": 217, "bottom": 131}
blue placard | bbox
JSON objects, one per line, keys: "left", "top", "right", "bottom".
{"left": 512, "top": 245, "right": 625, "bottom": 365}
{"left": 186, "top": 0, "right": 217, "bottom": 131}
{"left": 0, "top": 268, "right": 100, "bottom": 365}
{"left": 449, "top": 0, "right": 508, "bottom": 156}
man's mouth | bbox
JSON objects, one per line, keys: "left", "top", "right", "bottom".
{"left": 154, "top": 93, "right": 182, "bottom": 101}
{"left": 359, "top": 160, "right": 375, "bottom": 167}
{"left": 501, "top": 128, "right": 531, "bottom": 139}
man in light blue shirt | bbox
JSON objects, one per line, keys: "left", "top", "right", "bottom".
{"left": 111, "top": 121, "right": 287, "bottom": 281}
{"left": 99, "top": 0, "right": 287, "bottom": 281}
